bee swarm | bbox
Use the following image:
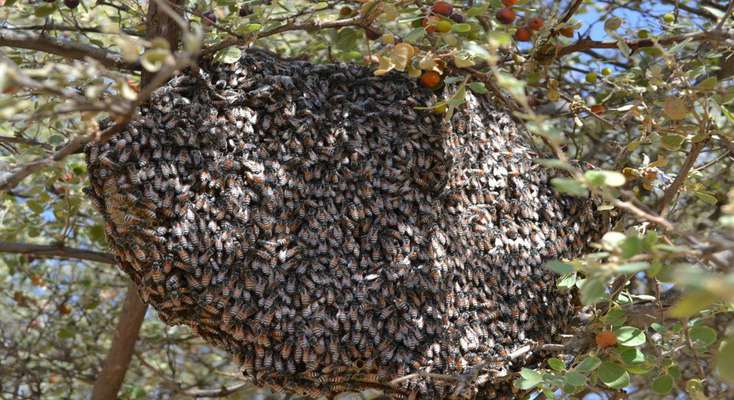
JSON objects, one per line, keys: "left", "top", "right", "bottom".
{"left": 86, "top": 48, "right": 608, "bottom": 399}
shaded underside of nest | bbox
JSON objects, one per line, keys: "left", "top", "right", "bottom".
{"left": 85, "top": 48, "right": 608, "bottom": 399}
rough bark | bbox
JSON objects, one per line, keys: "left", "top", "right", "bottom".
{"left": 91, "top": 282, "right": 147, "bottom": 400}
{"left": 142, "top": 0, "right": 184, "bottom": 86}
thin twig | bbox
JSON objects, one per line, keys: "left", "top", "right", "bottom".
{"left": 201, "top": 16, "right": 365, "bottom": 56}
{"left": 557, "top": 30, "right": 733, "bottom": 58}
{"left": 0, "top": 118, "right": 131, "bottom": 192}
{"left": 656, "top": 139, "right": 707, "bottom": 216}
{"left": 4, "top": 24, "right": 143, "bottom": 37}
{"left": 715, "top": 0, "right": 734, "bottom": 30}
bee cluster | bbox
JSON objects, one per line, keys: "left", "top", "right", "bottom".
{"left": 86, "top": 48, "right": 607, "bottom": 399}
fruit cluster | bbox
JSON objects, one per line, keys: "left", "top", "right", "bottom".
{"left": 416, "top": 1, "right": 468, "bottom": 90}
{"left": 495, "top": 0, "right": 551, "bottom": 42}
{"left": 421, "top": 1, "right": 466, "bottom": 34}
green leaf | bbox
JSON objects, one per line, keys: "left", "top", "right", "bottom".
{"left": 651, "top": 374, "right": 674, "bottom": 395}
{"left": 576, "top": 355, "right": 602, "bottom": 373}
{"left": 668, "top": 290, "right": 718, "bottom": 318}
{"left": 516, "top": 368, "right": 543, "bottom": 390}
{"left": 27, "top": 200, "right": 44, "bottom": 214}
{"left": 496, "top": 72, "right": 526, "bottom": 103}
{"left": 620, "top": 348, "right": 645, "bottom": 364}
{"left": 468, "top": 82, "right": 488, "bottom": 94}
{"left": 716, "top": 336, "right": 734, "bottom": 383}
{"left": 404, "top": 28, "right": 426, "bottom": 44}
{"left": 240, "top": 23, "right": 263, "bottom": 33}
{"left": 689, "top": 325, "right": 717, "bottom": 349}
{"left": 452, "top": 23, "right": 472, "bottom": 33}
{"left": 34, "top": 4, "right": 56, "bottom": 17}
{"left": 334, "top": 28, "right": 361, "bottom": 51}
{"left": 447, "top": 84, "right": 467, "bottom": 106}
{"left": 694, "top": 191, "right": 718, "bottom": 205}
{"left": 466, "top": 5, "right": 487, "bottom": 17}
{"left": 581, "top": 277, "right": 607, "bottom": 305}
{"left": 721, "top": 106, "right": 734, "bottom": 127}
{"left": 551, "top": 177, "right": 589, "bottom": 197}
{"left": 57, "top": 327, "right": 75, "bottom": 339}
{"left": 548, "top": 358, "right": 565, "bottom": 371}
{"left": 601, "top": 231, "right": 626, "bottom": 250}
{"left": 585, "top": 170, "right": 626, "bottom": 187}
{"left": 686, "top": 379, "right": 705, "bottom": 394}
{"left": 696, "top": 76, "right": 718, "bottom": 91}
{"left": 661, "top": 134, "right": 685, "bottom": 151}
{"left": 141, "top": 48, "right": 171, "bottom": 72}
{"left": 564, "top": 371, "right": 586, "bottom": 387}
{"left": 669, "top": 365, "right": 682, "bottom": 380}
{"left": 534, "top": 158, "right": 574, "bottom": 171}
{"left": 598, "top": 361, "right": 630, "bottom": 389}
{"left": 542, "top": 372, "right": 564, "bottom": 387}
{"left": 557, "top": 273, "right": 577, "bottom": 289}
{"left": 219, "top": 47, "right": 242, "bottom": 64}
{"left": 616, "top": 261, "right": 649, "bottom": 273}
{"left": 615, "top": 326, "right": 646, "bottom": 347}
{"left": 604, "top": 307, "right": 627, "bottom": 326}
{"left": 545, "top": 260, "right": 574, "bottom": 274}
{"left": 487, "top": 31, "right": 512, "bottom": 48}
{"left": 620, "top": 235, "right": 644, "bottom": 259}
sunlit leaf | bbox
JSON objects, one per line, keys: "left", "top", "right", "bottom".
{"left": 598, "top": 361, "right": 630, "bottom": 389}
{"left": 614, "top": 326, "right": 646, "bottom": 347}
{"left": 576, "top": 355, "right": 602, "bottom": 373}
{"left": 689, "top": 325, "right": 717, "bottom": 349}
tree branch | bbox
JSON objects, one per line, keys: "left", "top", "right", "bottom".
{"left": 5, "top": 24, "right": 143, "bottom": 37}
{"left": 661, "top": 0, "right": 719, "bottom": 20}
{"left": 0, "top": 241, "right": 115, "bottom": 264}
{"left": 91, "top": 283, "right": 147, "bottom": 400}
{"left": 201, "top": 15, "right": 366, "bottom": 56}
{"left": 0, "top": 29, "right": 139, "bottom": 71}
{"left": 558, "top": 0, "right": 584, "bottom": 24}
{"left": 0, "top": 117, "right": 131, "bottom": 193}
{"left": 557, "top": 30, "right": 733, "bottom": 58}
{"left": 656, "top": 139, "right": 707, "bottom": 216}
{"left": 142, "top": 0, "right": 184, "bottom": 86}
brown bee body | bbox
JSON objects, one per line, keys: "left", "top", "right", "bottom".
{"left": 85, "top": 49, "right": 608, "bottom": 399}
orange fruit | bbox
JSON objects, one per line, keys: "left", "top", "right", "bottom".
{"left": 528, "top": 17, "right": 545, "bottom": 31}
{"left": 514, "top": 27, "right": 532, "bottom": 41}
{"left": 431, "top": 1, "right": 453, "bottom": 16}
{"left": 590, "top": 104, "right": 605, "bottom": 114}
{"left": 58, "top": 303, "right": 72, "bottom": 315}
{"left": 420, "top": 71, "right": 442, "bottom": 89}
{"left": 559, "top": 26, "right": 574, "bottom": 38}
{"left": 595, "top": 331, "right": 617, "bottom": 348}
{"left": 496, "top": 7, "right": 516, "bottom": 25}
{"left": 31, "top": 274, "right": 43, "bottom": 286}
{"left": 339, "top": 6, "right": 352, "bottom": 17}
